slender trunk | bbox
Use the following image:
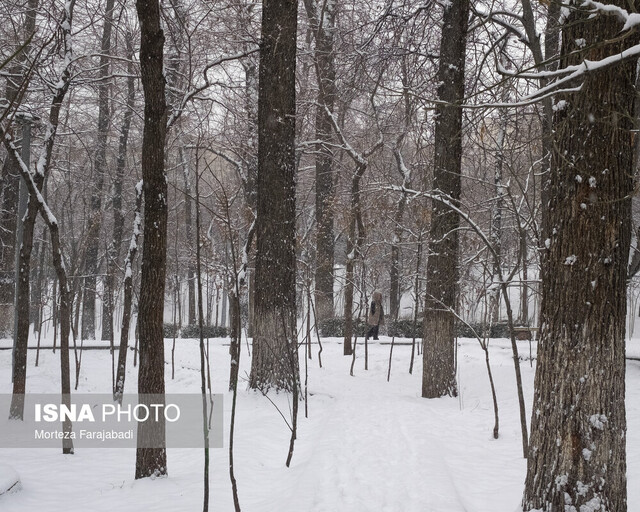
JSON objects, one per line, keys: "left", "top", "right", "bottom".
{"left": 8, "top": 0, "right": 73, "bottom": 419}
{"left": 181, "top": 145, "right": 197, "bottom": 326}
{"left": 343, "top": 214, "right": 356, "bottom": 355}
{"left": 228, "top": 290, "right": 240, "bottom": 391}
{"left": 114, "top": 185, "right": 143, "bottom": 403}
{"left": 520, "top": 231, "right": 529, "bottom": 325}
{"left": 4, "top": 79, "right": 77, "bottom": 457}
{"left": 0, "top": 0, "right": 38, "bottom": 338}
{"left": 84, "top": 0, "right": 116, "bottom": 341}
{"left": 52, "top": 277, "right": 58, "bottom": 353}
{"left": 490, "top": 96, "right": 507, "bottom": 324}
{"left": 409, "top": 238, "right": 422, "bottom": 375}
{"left": 103, "top": 31, "right": 135, "bottom": 341}
{"left": 9, "top": 186, "right": 37, "bottom": 419}
{"left": 193, "top": 152, "right": 210, "bottom": 512}
{"left": 304, "top": 0, "right": 337, "bottom": 324}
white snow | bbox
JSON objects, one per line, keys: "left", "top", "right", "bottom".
{"left": 554, "top": 100, "right": 568, "bottom": 112}
{"left": 0, "top": 335, "right": 639, "bottom": 511}
{"left": 589, "top": 414, "right": 607, "bottom": 430}
{"left": 565, "top": 255, "right": 578, "bottom": 265}
{"left": 0, "top": 464, "right": 20, "bottom": 496}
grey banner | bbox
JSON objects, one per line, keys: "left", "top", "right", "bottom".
{"left": 0, "top": 393, "right": 223, "bottom": 448}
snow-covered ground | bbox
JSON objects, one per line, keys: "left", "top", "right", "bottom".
{"left": 1, "top": 335, "right": 639, "bottom": 511}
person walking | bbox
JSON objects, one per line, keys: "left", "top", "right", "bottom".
{"left": 365, "top": 290, "right": 384, "bottom": 341}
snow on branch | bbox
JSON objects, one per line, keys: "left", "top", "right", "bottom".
{"left": 523, "top": 43, "right": 640, "bottom": 100}
{"left": 124, "top": 181, "right": 144, "bottom": 279}
{"left": 167, "top": 47, "right": 260, "bottom": 129}
{"left": 582, "top": 1, "right": 640, "bottom": 29}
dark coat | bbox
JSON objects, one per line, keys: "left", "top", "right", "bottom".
{"left": 367, "top": 290, "right": 384, "bottom": 327}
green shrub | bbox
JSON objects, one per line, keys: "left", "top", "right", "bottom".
{"left": 318, "top": 318, "right": 367, "bottom": 337}
{"left": 456, "top": 321, "right": 510, "bottom": 339}
{"left": 317, "top": 318, "right": 513, "bottom": 339}
{"left": 163, "top": 323, "right": 178, "bottom": 338}
{"left": 385, "top": 319, "right": 512, "bottom": 339}
{"left": 163, "top": 323, "right": 228, "bottom": 338}
{"left": 388, "top": 319, "right": 422, "bottom": 338}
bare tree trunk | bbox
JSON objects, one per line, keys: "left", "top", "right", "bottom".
{"left": 181, "top": 146, "right": 197, "bottom": 326}
{"left": 422, "top": 0, "right": 468, "bottom": 399}
{"left": 84, "top": 0, "right": 115, "bottom": 341}
{"left": 0, "top": 0, "right": 37, "bottom": 338}
{"left": 9, "top": 138, "right": 37, "bottom": 420}
{"left": 519, "top": 230, "right": 529, "bottom": 325}
{"left": 8, "top": 0, "right": 73, "bottom": 420}
{"left": 249, "top": 0, "right": 299, "bottom": 392}
{"left": 2, "top": 0, "right": 76, "bottom": 453}
{"left": 113, "top": 185, "right": 143, "bottom": 403}
{"left": 193, "top": 150, "right": 210, "bottom": 512}
{"left": 103, "top": 32, "right": 135, "bottom": 342}
{"left": 31, "top": 226, "right": 47, "bottom": 329}
{"left": 342, "top": 161, "right": 368, "bottom": 356}
{"left": 390, "top": 64, "right": 412, "bottom": 324}
{"left": 228, "top": 290, "right": 240, "bottom": 391}
{"left": 135, "top": 0, "right": 168, "bottom": 479}
{"left": 523, "top": 5, "right": 635, "bottom": 510}
{"left": 520, "top": 0, "right": 560, "bottom": 247}
{"left": 0, "top": 154, "right": 20, "bottom": 337}
{"left": 490, "top": 88, "right": 507, "bottom": 324}
{"left": 409, "top": 237, "right": 422, "bottom": 375}
{"left": 304, "top": 0, "right": 337, "bottom": 324}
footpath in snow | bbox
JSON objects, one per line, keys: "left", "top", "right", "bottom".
{"left": 0, "top": 336, "right": 639, "bottom": 511}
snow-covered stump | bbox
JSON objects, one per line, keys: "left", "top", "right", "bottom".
{"left": 0, "top": 464, "right": 21, "bottom": 497}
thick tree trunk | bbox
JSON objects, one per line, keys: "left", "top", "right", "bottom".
{"left": 250, "top": 0, "right": 299, "bottom": 392}
{"left": 522, "top": 5, "right": 636, "bottom": 510}
{"left": 422, "top": 0, "right": 468, "bottom": 399}
{"left": 135, "top": 0, "right": 168, "bottom": 479}
{"left": 0, "top": 154, "right": 20, "bottom": 337}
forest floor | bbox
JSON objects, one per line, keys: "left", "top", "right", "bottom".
{"left": 1, "top": 334, "right": 639, "bottom": 511}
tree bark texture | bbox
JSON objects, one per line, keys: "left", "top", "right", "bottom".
{"left": 114, "top": 185, "right": 142, "bottom": 403}
{"left": 522, "top": 5, "right": 636, "bottom": 510}
{"left": 103, "top": 31, "right": 135, "bottom": 343}
{"left": 304, "top": 0, "right": 337, "bottom": 323}
{"left": 0, "top": 0, "right": 38, "bottom": 338}
{"left": 422, "top": 0, "right": 468, "bottom": 399}
{"left": 249, "top": 0, "right": 299, "bottom": 392}
{"left": 84, "top": 0, "right": 115, "bottom": 341}
{"left": 0, "top": 152, "right": 20, "bottom": 337}
{"left": 342, "top": 163, "right": 366, "bottom": 356}
{"left": 135, "top": 0, "right": 168, "bottom": 479}
{"left": 10, "top": 0, "right": 72, "bottom": 417}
